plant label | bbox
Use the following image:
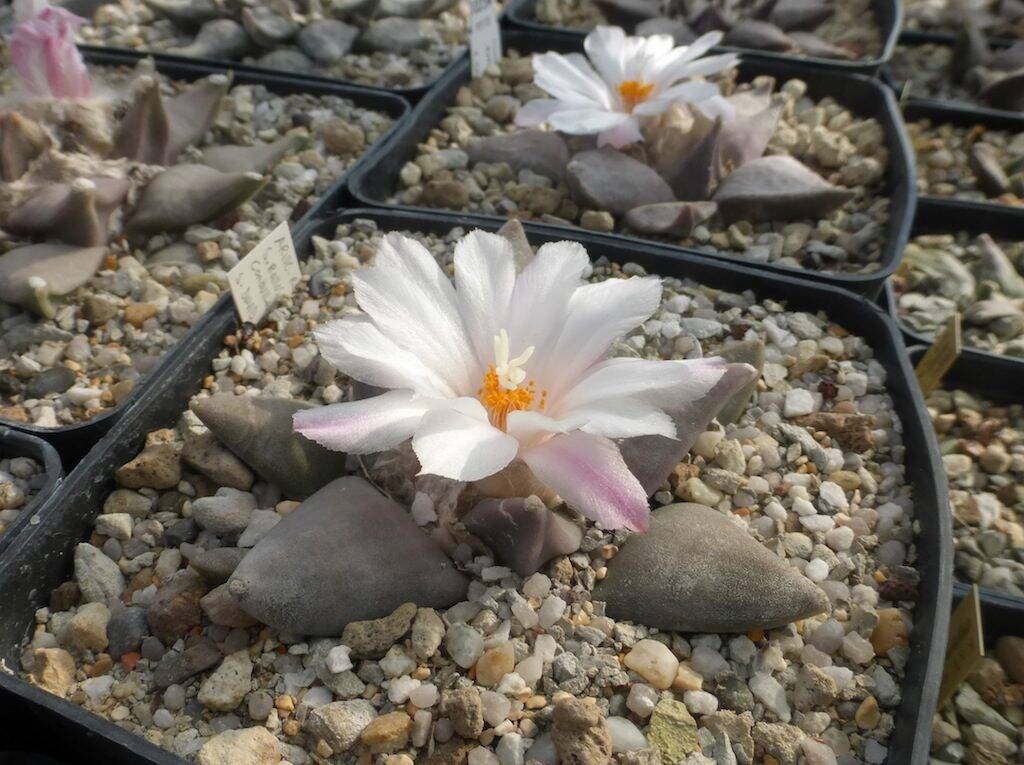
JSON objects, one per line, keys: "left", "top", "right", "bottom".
{"left": 228, "top": 221, "right": 301, "bottom": 325}
{"left": 469, "top": 0, "right": 501, "bottom": 77}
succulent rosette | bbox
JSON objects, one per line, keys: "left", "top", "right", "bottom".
{"left": 294, "top": 229, "right": 757, "bottom": 532}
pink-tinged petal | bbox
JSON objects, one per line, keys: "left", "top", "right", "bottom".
{"left": 597, "top": 117, "right": 644, "bottom": 148}
{"left": 548, "top": 108, "right": 631, "bottom": 135}
{"left": 521, "top": 431, "right": 649, "bottom": 531}
{"left": 453, "top": 229, "right": 515, "bottom": 364}
{"left": 313, "top": 317, "right": 455, "bottom": 398}
{"left": 353, "top": 232, "right": 478, "bottom": 395}
{"left": 572, "top": 397, "right": 676, "bottom": 439}
{"left": 558, "top": 356, "right": 733, "bottom": 413}
{"left": 515, "top": 98, "right": 562, "bottom": 127}
{"left": 10, "top": 4, "right": 91, "bottom": 99}
{"left": 293, "top": 390, "right": 429, "bottom": 453}
{"left": 662, "top": 52, "right": 740, "bottom": 82}
{"left": 542, "top": 276, "right": 662, "bottom": 401}
{"left": 412, "top": 403, "right": 519, "bottom": 481}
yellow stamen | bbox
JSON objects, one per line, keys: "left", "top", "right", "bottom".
{"left": 480, "top": 365, "right": 535, "bottom": 430}
{"left": 619, "top": 79, "right": 655, "bottom": 112}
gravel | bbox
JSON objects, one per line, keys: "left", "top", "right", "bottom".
{"left": 20, "top": 219, "right": 921, "bottom": 764}
{"left": 928, "top": 386, "right": 1024, "bottom": 596}
{"left": 74, "top": 0, "right": 471, "bottom": 90}
{"left": 907, "top": 116, "right": 1024, "bottom": 205}
{"left": 528, "top": 0, "right": 883, "bottom": 61}
{"left": 0, "top": 62, "right": 392, "bottom": 427}
{"left": 0, "top": 454, "right": 46, "bottom": 539}
{"left": 893, "top": 231, "right": 1024, "bottom": 358}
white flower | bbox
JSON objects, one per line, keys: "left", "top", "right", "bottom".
{"left": 295, "top": 230, "right": 752, "bottom": 531}
{"left": 516, "top": 26, "right": 739, "bottom": 149}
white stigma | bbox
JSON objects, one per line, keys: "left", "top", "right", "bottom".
{"left": 493, "top": 328, "right": 534, "bottom": 390}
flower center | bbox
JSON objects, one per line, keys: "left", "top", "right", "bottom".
{"left": 479, "top": 329, "right": 547, "bottom": 430}
{"left": 618, "top": 79, "right": 655, "bottom": 112}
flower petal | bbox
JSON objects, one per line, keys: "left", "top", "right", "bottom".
{"left": 573, "top": 397, "right": 677, "bottom": 439}
{"left": 521, "top": 431, "right": 649, "bottom": 531}
{"left": 542, "top": 276, "right": 663, "bottom": 401}
{"left": 353, "top": 233, "right": 478, "bottom": 395}
{"left": 412, "top": 403, "right": 519, "bottom": 481}
{"left": 313, "top": 317, "right": 454, "bottom": 397}
{"left": 584, "top": 26, "right": 627, "bottom": 86}
{"left": 558, "top": 356, "right": 733, "bottom": 413}
{"left": 597, "top": 117, "right": 644, "bottom": 148}
{"left": 514, "top": 98, "right": 562, "bottom": 127}
{"left": 548, "top": 108, "right": 632, "bottom": 135}
{"left": 533, "top": 50, "right": 613, "bottom": 109}
{"left": 454, "top": 229, "right": 516, "bottom": 364}
{"left": 506, "top": 409, "right": 577, "bottom": 449}
{"left": 633, "top": 81, "right": 722, "bottom": 115}
{"left": 293, "top": 389, "right": 429, "bottom": 453}
{"left": 506, "top": 240, "right": 590, "bottom": 368}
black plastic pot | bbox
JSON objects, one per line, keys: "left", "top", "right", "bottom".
{"left": 0, "top": 427, "right": 63, "bottom": 556}
{"left": 888, "top": 34, "right": 1024, "bottom": 123}
{"left": 0, "top": 48, "right": 410, "bottom": 470}
{"left": 0, "top": 207, "right": 951, "bottom": 764}
{"left": 885, "top": 199, "right": 1024, "bottom": 374}
{"left": 505, "top": 0, "right": 902, "bottom": 73}
{"left": 348, "top": 30, "right": 916, "bottom": 298}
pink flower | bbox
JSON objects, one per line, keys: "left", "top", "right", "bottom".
{"left": 9, "top": 0, "right": 92, "bottom": 100}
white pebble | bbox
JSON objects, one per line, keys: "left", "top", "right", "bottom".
{"left": 522, "top": 573, "right": 551, "bottom": 599}
{"left": 683, "top": 690, "right": 719, "bottom": 715}
{"left": 480, "top": 689, "right": 512, "bottom": 726}
{"left": 409, "top": 683, "right": 439, "bottom": 708}
{"left": 805, "top": 558, "right": 830, "bottom": 581}
{"left": 607, "top": 716, "right": 646, "bottom": 753}
{"left": 626, "top": 683, "right": 658, "bottom": 717}
{"left": 411, "top": 492, "right": 437, "bottom": 525}
{"left": 468, "top": 746, "right": 499, "bottom": 765}
{"left": 537, "top": 596, "right": 566, "bottom": 628}
{"left": 326, "top": 644, "right": 353, "bottom": 673}
{"left": 784, "top": 388, "right": 816, "bottom": 417}
{"left": 749, "top": 673, "right": 791, "bottom": 722}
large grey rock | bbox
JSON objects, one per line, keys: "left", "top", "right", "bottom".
{"left": 463, "top": 496, "right": 583, "bottom": 577}
{"left": 713, "top": 155, "right": 854, "bottom": 222}
{"left": 256, "top": 49, "right": 315, "bottom": 74}
{"left": 593, "top": 0, "right": 660, "bottom": 19}
{"left": 191, "top": 394, "right": 348, "bottom": 500}
{"left": 297, "top": 19, "right": 360, "bottom": 64}
{"left": 229, "top": 477, "right": 469, "bottom": 636}
{"left": 977, "top": 233, "right": 1024, "bottom": 298}
{"left": 466, "top": 131, "right": 570, "bottom": 182}
{"left": 594, "top": 503, "right": 830, "bottom": 632}
{"left": 619, "top": 360, "right": 758, "bottom": 495}
{"left": 567, "top": 148, "right": 675, "bottom": 215}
